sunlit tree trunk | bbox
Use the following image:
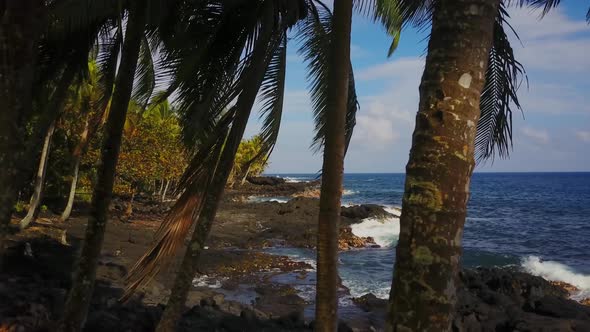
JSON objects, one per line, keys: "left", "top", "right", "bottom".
{"left": 155, "top": 27, "right": 274, "bottom": 332}
{"left": 158, "top": 180, "right": 164, "bottom": 197}
{"left": 314, "top": 1, "right": 353, "bottom": 331}
{"left": 20, "top": 120, "right": 56, "bottom": 229}
{"left": 0, "top": 0, "right": 43, "bottom": 256}
{"left": 161, "top": 180, "right": 170, "bottom": 202}
{"left": 240, "top": 164, "right": 251, "bottom": 186}
{"left": 387, "top": 0, "right": 499, "bottom": 330}
{"left": 58, "top": 4, "right": 146, "bottom": 331}
{"left": 60, "top": 114, "right": 91, "bottom": 222}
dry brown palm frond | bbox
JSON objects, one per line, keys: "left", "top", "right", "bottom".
{"left": 121, "top": 189, "right": 202, "bottom": 301}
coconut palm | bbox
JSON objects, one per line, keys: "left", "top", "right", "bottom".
{"left": 121, "top": 1, "right": 363, "bottom": 330}
{"left": 57, "top": 1, "right": 155, "bottom": 329}
{"left": 383, "top": 0, "right": 585, "bottom": 329}
{"left": 0, "top": 0, "right": 123, "bottom": 251}
{"left": 60, "top": 61, "right": 106, "bottom": 222}
{"left": 307, "top": 0, "right": 353, "bottom": 329}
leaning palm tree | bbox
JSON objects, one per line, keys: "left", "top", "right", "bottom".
{"left": 0, "top": 0, "right": 121, "bottom": 248}
{"left": 123, "top": 1, "right": 362, "bottom": 330}
{"left": 0, "top": 1, "right": 44, "bottom": 246}
{"left": 60, "top": 61, "right": 106, "bottom": 222}
{"left": 124, "top": 2, "right": 308, "bottom": 330}
{"left": 58, "top": 1, "right": 153, "bottom": 330}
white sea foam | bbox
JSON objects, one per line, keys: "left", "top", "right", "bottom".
{"left": 192, "top": 274, "right": 225, "bottom": 289}
{"left": 521, "top": 256, "right": 590, "bottom": 300}
{"left": 350, "top": 216, "right": 400, "bottom": 247}
{"left": 269, "top": 198, "right": 288, "bottom": 203}
{"left": 383, "top": 205, "right": 402, "bottom": 217}
{"left": 247, "top": 195, "right": 288, "bottom": 204}
{"left": 343, "top": 189, "right": 359, "bottom": 196}
{"left": 284, "top": 177, "right": 308, "bottom": 183}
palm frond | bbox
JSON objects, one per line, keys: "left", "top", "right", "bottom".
{"left": 476, "top": 6, "right": 526, "bottom": 163}
{"left": 354, "top": 0, "right": 403, "bottom": 56}
{"left": 132, "top": 35, "right": 157, "bottom": 109}
{"left": 255, "top": 32, "right": 288, "bottom": 162}
{"left": 298, "top": 3, "right": 359, "bottom": 154}
{"left": 123, "top": 0, "right": 293, "bottom": 297}
{"left": 96, "top": 23, "right": 122, "bottom": 115}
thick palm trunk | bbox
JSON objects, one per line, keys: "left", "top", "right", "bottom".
{"left": 20, "top": 120, "right": 56, "bottom": 229}
{"left": 155, "top": 30, "right": 274, "bottom": 332}
{"left": 60, "top": 115, "right": 91, "bottom": 222}
{"left": 0, "top": 0, "right": 42, "bottom": 254}
{"left": 387, "top": 0, "right": 499, "bottom": 330}
{"left": 314, "top": 1, "right": 353, "bottom": 331}
{"left": 59, "top": 5, "right": 146, "bottom": 331}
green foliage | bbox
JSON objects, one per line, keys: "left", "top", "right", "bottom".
{"left": 114, "top": 100, "right": 187, "bottom": 195}
{"left": 229, "top": 135, "right": 269, "bottom": 186}
{"left": 14, "top": 201, "right": 27, "bottom": 213}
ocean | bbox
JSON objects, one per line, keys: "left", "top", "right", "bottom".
{"left": 262, "top": 172, "right": 590, "bottom": 302}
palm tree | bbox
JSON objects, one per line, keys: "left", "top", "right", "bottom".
{"left": 59, "top": 2, "right": 148, "bottom": 330}
{"left": 0, "top": 0, "right": 111, "bottom": 248}
{"left": 60, "top": 61, "right": 104, "bottom": 222}
{"left": 384, "top": 0, "right": 569, "bottom": 329}
{"left": 0, "top": 0, "right": 45, "bottom": 253}
{"left": 122, "top": 2, "right": 361, "bottom": 330}
{"left": 20, "top": 63, "right": 79, "bottom": 229}
{"left": 313, "top": 0, "right": 353, "bottom": 329}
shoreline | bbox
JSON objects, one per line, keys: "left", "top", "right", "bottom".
{"left": 1, "top": 176, "right": 589, "bottom": 331}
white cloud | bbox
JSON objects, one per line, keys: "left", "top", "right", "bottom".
{"left": 350, "top": 57, "right": 422, "bottom": 151}
{"left": 521, "top": 126, "right": 550, "bottom": 145}
{"left": 509, "top": 7, "right": 590, "bottom": 73}
{"left": 357, "top": 57, "right": 424, "bottom": 81}
{"left": 576, "top": 131, "right": 590, "bottom": 143}
{"left": 508, "top": 7, "right": 588, "bottom": 40}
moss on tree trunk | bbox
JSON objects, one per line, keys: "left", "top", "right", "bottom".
{"left": 387, "top": 0, "right": 500, "bottom": 330}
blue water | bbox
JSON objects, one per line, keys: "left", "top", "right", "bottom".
{"left": 264, "top": 173, "right": 590, "bottom": 299}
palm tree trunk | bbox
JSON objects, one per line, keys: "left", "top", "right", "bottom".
{"left": 60, "top": 114, "right": 91, "bottom": 222}
{"left": 387, "top": 0, "right": 499, "bottom": 330}
{"left": 0, "top": 0, "right": 43, "bottom": 255}
{"left": 155, "top": 28, "right": 274, "bottom": 332}
{"left": 315, "top": 1, "right": 353, "bottom": 330}
{"left": 158, "top": 180, "right": 165, "bottom": 197}
{"left": 240, "top": 164, "right": 251, "bottom": 186}
{"left": 58, "top": 4, "right": 146, "bottom": 331}
{"left": 161, "top": 180, "right": 170, "bottom": 202}
{"left": 20, "top": 120, "right": 56, "bottom": 229}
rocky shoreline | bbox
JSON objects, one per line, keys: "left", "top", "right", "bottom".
{"left": 1, "top": 176, "right": 589, "bottom": 331}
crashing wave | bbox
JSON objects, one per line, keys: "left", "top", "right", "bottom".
{"left": 350, "top": 215, "right": 400, "bottom": 248}
{"left": 521, "top": 256, "right": 590, "bottom": 300}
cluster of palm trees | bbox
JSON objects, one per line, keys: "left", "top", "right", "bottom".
{"left": 1, "top": 0, "right": 583, "bottom": 331}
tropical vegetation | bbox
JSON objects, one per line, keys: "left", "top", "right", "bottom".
{"left": 0, "top": 0, "right": 586, "bottom": 331}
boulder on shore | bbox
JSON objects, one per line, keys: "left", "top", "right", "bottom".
{"left": 247, "top": 176, "right": 286, "bottom": 186}
{"left": 352, "top": 267, "right": 590, "bottom": 331}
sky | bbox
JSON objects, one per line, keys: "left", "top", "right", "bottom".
{"left": 244, "top": 1, "right": 590, "bottom": 173}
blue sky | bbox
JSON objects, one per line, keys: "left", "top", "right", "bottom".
{"left": 245, "top": 1, "right": 590, "bottom": 173}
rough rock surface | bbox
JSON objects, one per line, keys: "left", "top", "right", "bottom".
{"left": 352, "top": 267, "right": 590, "bottom": 331}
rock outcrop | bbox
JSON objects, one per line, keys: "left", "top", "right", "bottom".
{"left": 352, "top": 267, "right": 590, "bottom": 331}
